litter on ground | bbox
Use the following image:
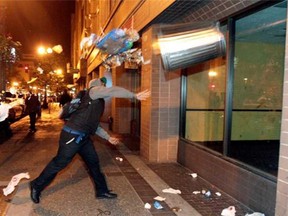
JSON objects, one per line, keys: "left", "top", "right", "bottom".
{"left": 221, "top": 206, "right": 236, "bottom": 216}
{"left": 171, "top": 207, "right": 182, "bottom": 212}
{"left": 154, "top": 201, "right": 163, "bottom": 209}
{"left": 215, "top": 192, "right": 222, "bottom": 196}
{"left": 245, "top": 213, "right": 265, "bottom": 216}
{"left": 115, "top": 157, "right": 123, "bottom": 161}
{"left": 162, "top": 188, "right": 181, "bottom": 194}
{"left": 144, "top": 203, "right": 151, "bottom": 209}
{"left": 189, "top": 173, "right": 197, "bottom": 178}
{"left": 3, "top": 172, "right": 30, "bottom": 196}
{"left": 154, "top": 196, "right": 166, "bottom": 201}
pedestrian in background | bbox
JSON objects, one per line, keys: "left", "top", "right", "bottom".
{"left": 0, "top": 101, "right": 13, "bottom": 138}
{"left": 29, "top": 77, "right": 150, "bottom": 203}
{"left": 25, "top": 92, "right": 40, "bottom": 133}
{"left": 59, "top": 89, "right": 72, "bottom": 107}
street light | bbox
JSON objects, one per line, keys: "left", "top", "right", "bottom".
{"left": 37, "top": 46, "right": 46, "bottom": 55}
{"left": 37, "top": 45, "right": 63, "bottom": 55}
{"left": 55, "top": 69, "right": 63, "bottom": 76}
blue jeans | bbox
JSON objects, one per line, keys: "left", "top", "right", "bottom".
{"left": 31, "top": 130, "right": 109, "bottom": 195}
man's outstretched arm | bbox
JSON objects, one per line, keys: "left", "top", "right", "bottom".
{"left": 89, "top": 86, "right": 150, "bottom": 101}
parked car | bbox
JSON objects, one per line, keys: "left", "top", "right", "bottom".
{"left": 0, "top": 102, "right": 13, "bottom": 138}
{"left": 5, "top": 97, "right": 25, "bottom": 122}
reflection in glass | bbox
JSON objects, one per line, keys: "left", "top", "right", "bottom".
{"left": 183, "top": 1, "right": 286, "bottom": 176}
{"left": 230, "top": 1, "right": 286, "bottom": 175}
{"left": 185, "top": 57, "right": 226, "bottom": 153}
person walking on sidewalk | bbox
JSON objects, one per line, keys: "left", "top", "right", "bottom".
{"left": 25, "top": 91, "right": 41, "bottom": 133}
{"left": 30, "top": 77, "right": 150, "bottom": 203}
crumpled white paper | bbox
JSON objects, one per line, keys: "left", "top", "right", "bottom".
{"left": 189, "top": 173, "right": 197, "bottom": 178}
{"left": 154, "top": 196, "right": 166, "bottom": 201}
{"left": 245, "top": 213, "right": 265, "bottom": 216}
{"left": 162, "top": 188, "right": 181, "bottom": 194}
{"left": 144, "top": 203, "right": 151, "bottom": 209}
{"left": 221, "top": 206, "right": 236, "bottom": 216}
{"left": 115, "top": 157, "right": 123, "bottom": 162}
{"left": 3, "top": 172, "right": 30, "bottom": 196}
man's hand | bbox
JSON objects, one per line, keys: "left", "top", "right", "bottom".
{"left": 135, "top": 89, "right": 150, "bottom": 101}
{"left": 108, "top": 137, "right": 121, "bottom": 145}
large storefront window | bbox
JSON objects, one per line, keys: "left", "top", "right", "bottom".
{"left": 183, "top": 1, "right": 286, "bottom": 176}
{"left": 230, "top": 1, "right": 286, "bottom": 175}
{"left": 185, "top": 56, "right": 226, "bottom": 153}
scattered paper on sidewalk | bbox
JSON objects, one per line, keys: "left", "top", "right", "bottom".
{"left": 171, "top": 207, "right": 182, "bottom": 212}
{"left": 162, "top": 188, "right": 181, "bottom": 194}
{"left": 3, "top": 172, "right": 30, "bottom": 196}
{"left": 154, "top": 196, "right": 166, "bottom": 201}
{"left": 221, "top": 206, "right": 236, "bottom": 216}
{"left": 204, "top": 190, "right": 211, "bottom": 197}
{"left": 189, "top": 173, "right": 197, "bottom": 178}
{"left": 215, "top": 192, "right": 222, "bottom": 196}
{"left": 115, "top": 157, "right": 123, "bottom": 162}
{"left": 144, "top": 203, "right": 151, "bottom": 209}
{"left": 193, "top": 191, "right": 201, "bottom": 194}
{"left": 245, "top": 213, "right": 265, "bottom": 216}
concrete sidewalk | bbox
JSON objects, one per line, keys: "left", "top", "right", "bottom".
{"left": 0, "top": 107, "right": 253, "bottom": 216}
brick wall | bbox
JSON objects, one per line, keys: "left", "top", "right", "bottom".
{"left": 111, "top": 67, "right": 119, "bottom": 132}
{"left": 141, "top": 29, "right": 153, "bottom": 160}
{"left": 276, "top": 4, "right": 288, "bottom": 215}
{"left": 175, "top": 0, "right": 288, "bottom": 215}
{"left": 182, "top": 0, "right": 260, "bottom": 22}
{"left": 111, "top": 65, "right": 135, "bottom": 134}
{"left": 99, "top": 67, "right": 111, "bottom": 123}
{"left": 141, "top": 27, "right": 180, "bottom": 162}
{"left": 178, "top": 140, "right": 277, "bottom": 215}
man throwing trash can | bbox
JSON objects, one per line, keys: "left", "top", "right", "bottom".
{"left": 29, "top": 77, "right": 150, "bottom": 203}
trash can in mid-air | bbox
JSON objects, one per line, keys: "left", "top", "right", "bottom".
{"left": 156, "top": 22, "right": 226, "bottom": 71}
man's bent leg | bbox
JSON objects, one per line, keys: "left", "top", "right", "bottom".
{"left": 79, "top": 139, "right": 116, "bottom": 199}
{"left": 30, "top": 131, "right": 80, "bottom": 203}
{"left": 29, "top": 112, "right": 37, "bottom": 131}
{"left": 30, "top": 157, "right": 65, "bottom": 204}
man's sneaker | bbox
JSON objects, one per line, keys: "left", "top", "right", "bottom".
{"left": 96, "top": 191, "right": 117, "bottom": 199}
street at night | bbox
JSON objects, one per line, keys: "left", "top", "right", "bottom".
{"left": 0, "top": 104, "right": 252, "bottom": 216}
{"left": 1, "top": 0, "right": 287, "bottom": 215}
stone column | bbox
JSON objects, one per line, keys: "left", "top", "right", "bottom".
{"left": 141, "top": 26, "right": 181, "bottom": 162}
{"left": 111, "top": 64, "right": 135, "bottom": 134}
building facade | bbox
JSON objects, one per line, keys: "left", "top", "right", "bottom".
{"left": 71, "top": 0, "right": 288, "bottom": 215}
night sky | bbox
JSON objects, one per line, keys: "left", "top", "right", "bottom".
{"left": 3, "top": 0, "right": 75, "bottom": 59}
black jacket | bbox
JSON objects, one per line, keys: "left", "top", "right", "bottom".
{"left": 65, "top": 92, "right": 105, "bottom": 135}
{"left": 25, "top": 95, "right": 40, "bottom": 114}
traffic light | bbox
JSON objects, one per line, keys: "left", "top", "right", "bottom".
{"left": 24, "top": 65, "right": 29, "bottom": 73}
